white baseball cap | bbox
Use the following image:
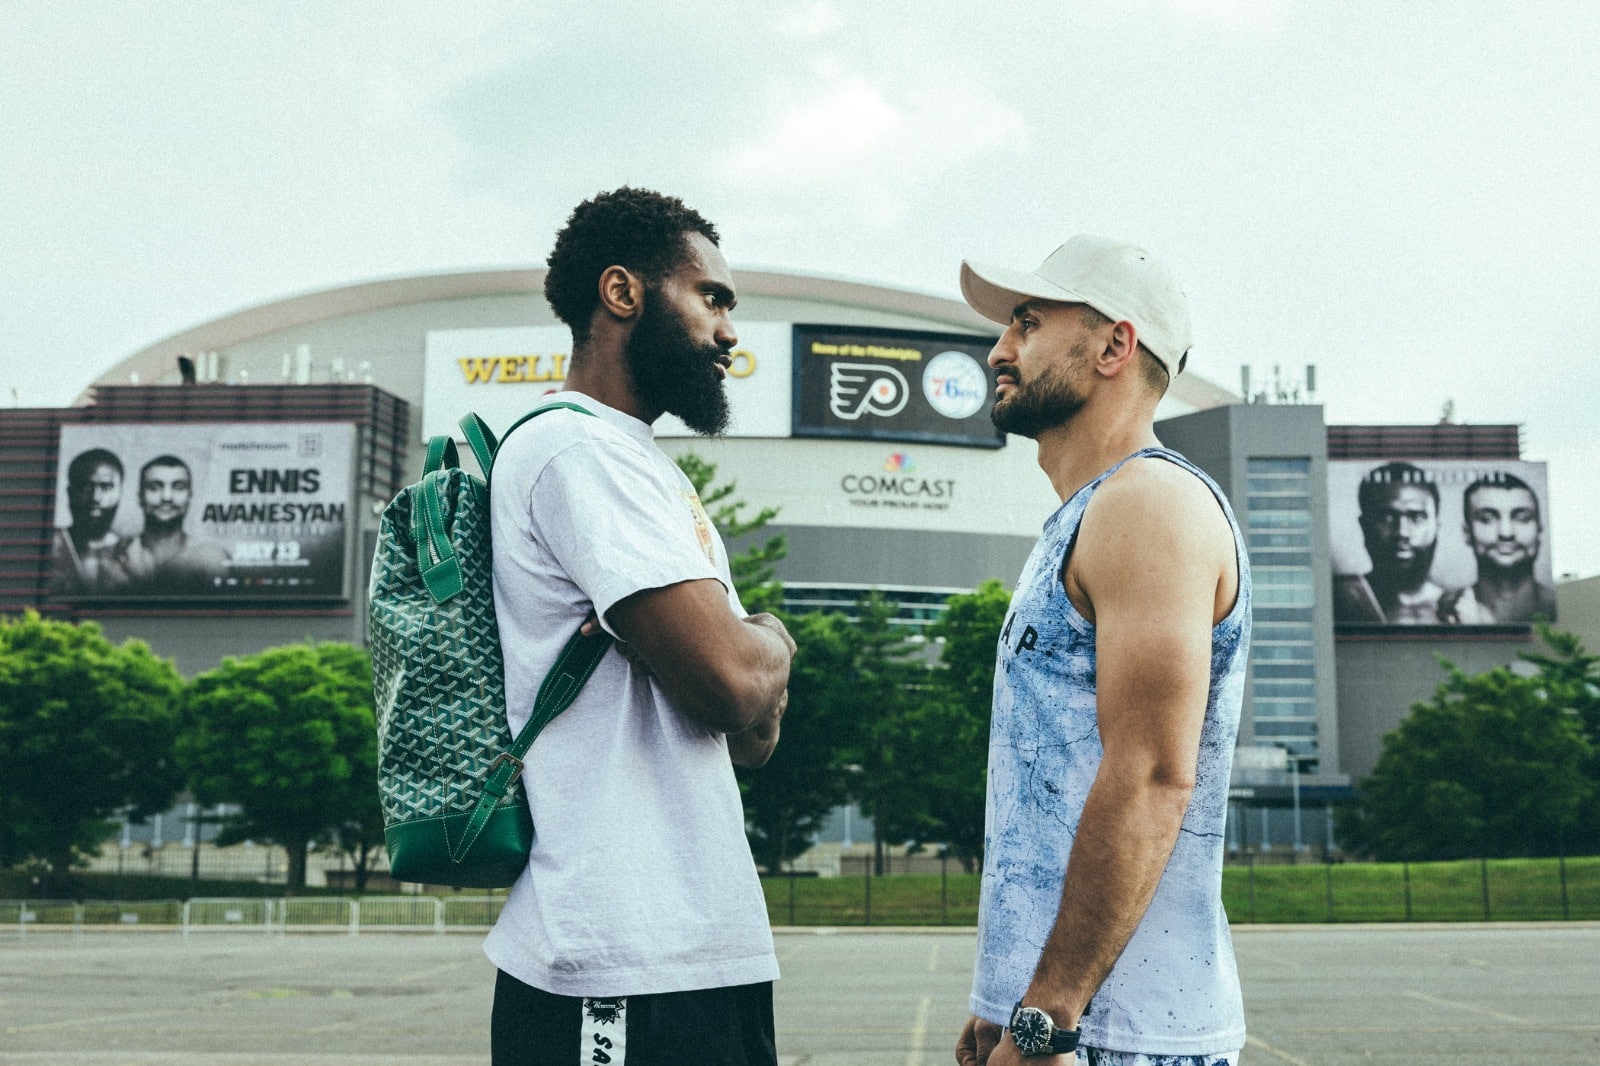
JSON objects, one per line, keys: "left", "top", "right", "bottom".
{"left": 960, "top": 235, "right": 1192, "bottom": 376}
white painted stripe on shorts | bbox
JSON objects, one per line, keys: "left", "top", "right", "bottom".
{"left": 580, "top": 997, "right": 627, "bottom": 1065}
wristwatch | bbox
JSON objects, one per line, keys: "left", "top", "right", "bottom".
{"left": 1009, "top": 1000, "right": 1081, "bottom": 1057}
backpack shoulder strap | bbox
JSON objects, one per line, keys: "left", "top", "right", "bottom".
{"left": 467, "top": 401, "right": 596, "bottom": 484}
{"left": 459, "top": 621, "right": 612, "bottom": 862}
{"left": 444, "top": 397, "right": 608, "bottom": 866}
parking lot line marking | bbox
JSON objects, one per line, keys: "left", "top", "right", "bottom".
{"left": 1404, "top": 990, "right": 1528, "bottom": 1025}
{"left": 392, "top": 959, "right": 471, "bottom": 984}
{"left": 6, "top": 1007, "right": 187, "bottom": 1035}
{"left": 1245, "top": 1033, "right": 1314, "bottom": 1065}
{"left": 927, "top": 942, "right": 941, "bottom": 972}
{"left": 906, "top": 994, "right": 932, "bottom": 1066}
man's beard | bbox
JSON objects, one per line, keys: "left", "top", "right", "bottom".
{"left": 143, "top": 515, "right": 186, "bottom": 539}
{"left": 990, "top": 342, "right": 1089, "bottom": 439}
{"left": 1477, "top": 552, "right": 1535, "bottom": 584}
{"left": 1374, "top": 540, "right": 1436, "bottom": 592}
{"left": 73, "top": 504, "right": 117, "bottom": 543}
{"left": 623, "top": 290, "right": 731, "bottom": 436}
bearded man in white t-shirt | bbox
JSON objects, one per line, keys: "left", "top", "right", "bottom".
{"left": 484, "top": 187, "right": 795, "bottom": 1066}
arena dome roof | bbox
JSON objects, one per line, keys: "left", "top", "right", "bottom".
{"left": 90, "top": 267, "right": 1240, "bottom": 414}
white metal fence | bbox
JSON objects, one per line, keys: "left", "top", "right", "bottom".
{"left": 0, "top": 896, "right": 507, "bottom": 937}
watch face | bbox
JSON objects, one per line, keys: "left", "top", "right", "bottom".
{"left": 1012, "top": 1007, "right": 1052, "bottom": 1054}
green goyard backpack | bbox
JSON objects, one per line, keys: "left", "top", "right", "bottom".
{"left": 369, "top": 405, "right": 610, "bottom": 887}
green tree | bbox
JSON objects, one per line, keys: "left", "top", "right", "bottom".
{"left": 312, "top": 643, "right": 386, "bottom": 892}
{"left": 178, "top": 642, "right": 377, "bottom": 891}
{"left": 1517, "top": 626, "right": 1600, "bottom": 856}
{"left": 845, "top": 592, "right": 930, "bottom": 874}
{"left": 737, "top": 610, "right": 863, "bottom": 871}
{"left": 673, "top": 453, "right": 844, "bottom": 868}
{"left": 748, "top": 581, "right": 1009, "bottom": 876}
{"left": 0, "top": 611, "right": 184, "bottom": 888}
{"left": 1340, "top": 632, "right": 1596, "bottom": 860}
{"left": 675, "top": 452, "right": 786, "bottom": 613}
{"left": 924, "top": 579, "right": 1012, "bottom": 870}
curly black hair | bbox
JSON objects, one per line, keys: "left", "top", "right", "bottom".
{"left": 66, "top": 447, "right": 123, "bottom": 486}
{"left": 544, "top": 187, "right": 720, "bottom": 343}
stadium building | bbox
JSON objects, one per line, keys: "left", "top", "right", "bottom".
{"left": 0, "top": 267, "right": 1575, "bottom": 864}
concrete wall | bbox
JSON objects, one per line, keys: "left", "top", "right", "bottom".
{"left": 92, "top": 613, "right": 361, "bottom": 678}
{"left": 1556, "top": 574, "right": 1600, "bottom": 656}
{"left": 754, "top": 524, "right": 1036, "bottom": 591}
{"left": 1334, "top": 635, "right": 1533, "bottom": 782}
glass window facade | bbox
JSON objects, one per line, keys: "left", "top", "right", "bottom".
{"left": 1246, "top": 458, "right": 1319, "bottom": 769}
{"left": 779, "top": 584, "right": 966, "bottom": 631}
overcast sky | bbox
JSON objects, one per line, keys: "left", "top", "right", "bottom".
{"left": 5, "top": 2, "right": 1598, "bottom": 577}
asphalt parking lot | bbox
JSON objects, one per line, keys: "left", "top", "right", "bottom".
{"left": 2, "top": 924, "right": 1597, "bottom": 1065}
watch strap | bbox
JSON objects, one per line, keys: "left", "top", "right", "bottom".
{"left": 1009, "top": 1001, "right": 1082, "bottom": 1057}
{"left": 1045, "top": 1026, "right": 1081, "bottom": 1055}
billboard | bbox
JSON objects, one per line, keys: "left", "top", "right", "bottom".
{"left": 49, "top": 422, "right": 356, "bottom": 601}
{"left": 422, "top": 322, "right": 794, "bottom": 443}
{"left": 792, "top": 325, "right": 1002, "bottom": 448}
{"left": 1328, "top": 459, "right": 1555, "bottom": 626}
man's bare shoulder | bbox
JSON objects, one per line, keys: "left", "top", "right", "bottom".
{"left": 1073, "top": 456, "right": 1235, "bottom": 597}
{"left": 1094, "top": 456, "right": 1228, "bottom": 534}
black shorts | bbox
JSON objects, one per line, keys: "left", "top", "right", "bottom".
{"left": 490, "top": 969, "right": 777, "bottom": 1066}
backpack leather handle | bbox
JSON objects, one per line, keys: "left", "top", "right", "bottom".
{"left": 413, "top": 469, "right": 463, "bottom": 602}
{"left": 422, "top": 435, "right": 460, "bottom": 475}
{"left": 459, "top": 414, "right": 499, "bottom": 478}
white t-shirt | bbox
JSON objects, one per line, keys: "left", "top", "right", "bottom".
{"left": 482, "top": 392, "right": 778, "bottom": 997}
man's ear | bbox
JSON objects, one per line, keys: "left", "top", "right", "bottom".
{"left": 1097, "top": 319, "right": 1139, "bottom": 378}
{"left": 597, "top": 265, "right": 644, "bottom": 321}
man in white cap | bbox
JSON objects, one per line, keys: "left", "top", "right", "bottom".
{"left": 954, "top": 237, "right": 1249, "bottom": 1066}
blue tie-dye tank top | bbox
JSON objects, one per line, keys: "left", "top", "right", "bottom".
{"left": 970, "top": 447, "right": 1250, "bottom": 1056}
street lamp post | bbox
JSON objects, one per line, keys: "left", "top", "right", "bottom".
{"left": 1291, "top": 758, "right": 1303, "bottom": 853}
